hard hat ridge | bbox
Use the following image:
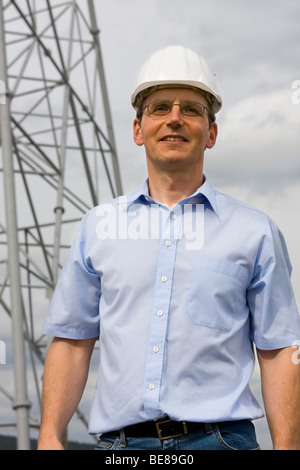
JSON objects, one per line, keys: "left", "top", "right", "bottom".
{"left": 131, "top": 45, "right": 222, "bottom": 113}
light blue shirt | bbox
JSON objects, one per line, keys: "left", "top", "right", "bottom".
{"left": 43, "top": 178, "right": 300, "bottom": 435}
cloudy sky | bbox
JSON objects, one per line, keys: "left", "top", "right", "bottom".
{"left": 94, "top": 0, "right": 300, "bottom": 290}
{"left": 95, "top": 0, "right": 300, "bottom": 282}
{"left": 1, "top": 0, "right": 299, "bottom": 450}
{"left": 92, "top": 0, "right": 299, "bottom": 450}
{"left": 96, "top": 0, "right": 300, "bottom": 276}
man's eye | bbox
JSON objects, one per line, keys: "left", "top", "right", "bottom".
{"left": 182, "top": 105, "right": 199, "bottom": 115}
{"left": 153, "top": 103, "right": 170, "bottom": 113}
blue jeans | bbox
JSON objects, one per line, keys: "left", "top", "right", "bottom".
{"left": 95, "top": 420, "right": 260, "bottom": 450}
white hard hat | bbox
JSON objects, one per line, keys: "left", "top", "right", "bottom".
{"left": 131, "top": 45, "right": 222, "bottom": 114}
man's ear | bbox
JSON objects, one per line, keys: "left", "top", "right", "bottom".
{"left": 205, "top": 122, "right": 218, "bottom": 149}
{"left": 133, "top": 118, "right": 144, "bottom": 147}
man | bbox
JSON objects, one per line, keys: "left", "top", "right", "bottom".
{"left": 38, "top": 46, "right": 300, "bottom": 450}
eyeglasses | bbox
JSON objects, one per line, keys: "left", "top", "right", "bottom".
{"left": 142, "top": 100, "right": 209, "bottom": 117}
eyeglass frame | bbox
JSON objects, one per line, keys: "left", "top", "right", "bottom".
{"left": 142, "top": 100, "right": 209, "bottom": 118}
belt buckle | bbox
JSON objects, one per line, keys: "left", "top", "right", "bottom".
{"left": 155, "top": 419, "right": 188, "bottom": 441}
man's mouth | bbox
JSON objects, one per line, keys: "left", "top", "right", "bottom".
{"left": 161, "top": 135, "right": 187, "bottom": 142}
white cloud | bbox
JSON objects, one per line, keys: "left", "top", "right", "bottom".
{"left": 1, "top": 0, "right": 299, "bottom": 449}
{"left": 205, "top": 87, "right": 300, "bottom": 190}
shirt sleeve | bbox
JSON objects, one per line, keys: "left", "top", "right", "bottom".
{"left": 42, "top": 214, "right": 101, "bottom": 339}
{"left": 247, "top": 218, "right": 300, "bottom": 350}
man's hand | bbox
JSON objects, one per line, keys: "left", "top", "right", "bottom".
{"left": 37, "top": 437, "right": 65, "bottom": 450}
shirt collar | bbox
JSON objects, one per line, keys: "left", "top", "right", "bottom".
{"left": 187, "top": 176, "right": 218, "bottom": 215}
{"left": 118, "top": 176, "right": 218, "bottom": 216}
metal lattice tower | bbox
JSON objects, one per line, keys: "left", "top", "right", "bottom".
{"left": 0, "top": 0, "right": 122, "bottom": 449}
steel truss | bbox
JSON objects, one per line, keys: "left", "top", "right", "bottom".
{"left": 0, "top": 0, "right": 122, "bottom": 449}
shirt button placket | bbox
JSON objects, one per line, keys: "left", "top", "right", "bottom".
{"left": 143, "top": 208, "right": 181, "bottom": 413}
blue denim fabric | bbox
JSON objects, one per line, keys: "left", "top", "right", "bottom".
{"left": 95, "top": 420, "right": 260, "bottom": 451}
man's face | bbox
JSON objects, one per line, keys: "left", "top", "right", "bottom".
{"left": 133, "top": 88, "right": 218, "bottom": 174}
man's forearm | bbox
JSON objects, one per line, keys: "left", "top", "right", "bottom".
{"left": 257, "top": 346, "right": 300, "bottom": 450}
{"left": 38, "top": 337, "right": 96, "bottom": 450}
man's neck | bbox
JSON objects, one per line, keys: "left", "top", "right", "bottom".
{"left": 147, "top": 171, "right": 204, "bottom": 210}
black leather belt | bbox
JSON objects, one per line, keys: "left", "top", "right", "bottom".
{"left": 112, "top": 417, "right": 206, "bottom": 441}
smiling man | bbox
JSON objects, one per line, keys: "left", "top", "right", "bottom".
{"left": 133, "top": 87, "right": 217, "bottom": 209}
{"left": 38, "top": 46, "right": 300, "bottom": 451}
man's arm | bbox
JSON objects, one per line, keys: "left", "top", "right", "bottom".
{"left": 257, "top": 345, "right": 300, "bottom": 450}
{"left": 38, "top": 337, "right": 96, "bottom": 450}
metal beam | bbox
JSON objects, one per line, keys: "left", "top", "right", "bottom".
{"left": 0, "top": 0, "right": 31, "bottom": 450}
{"left": 0, "top": 0, "right": 123, "bottom": 448}
{"left": 87, "top": 0, "right": 123, "bottom": 196}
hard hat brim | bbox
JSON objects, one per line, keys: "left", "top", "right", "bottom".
{"left": 131, "top": 80, "right": 222, "bottom": 114}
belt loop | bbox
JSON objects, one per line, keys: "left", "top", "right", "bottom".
{"left": 205, "top": 423, "right": 212, "bottom": 434}
{"left": 119, "top": 428, "right": 126, "bottom": 447}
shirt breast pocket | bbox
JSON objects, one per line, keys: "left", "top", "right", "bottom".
{"left": 186, "top": 257, "right": 248, "bottom": 332}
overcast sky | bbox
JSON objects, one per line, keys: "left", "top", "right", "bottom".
{"left": 1, "top": 0, "right": 299, "bottom": 450}
{"left": 94, "top": 0, "right": 300, "bottom": 294}
{"left": 92, "top": 0, "right": 300, "bottom": 449}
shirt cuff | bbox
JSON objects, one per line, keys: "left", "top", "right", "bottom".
{"left": 42, "top": 322, "right": 99, "bottom": 340}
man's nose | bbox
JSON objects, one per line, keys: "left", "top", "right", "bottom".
{"left": 166, "top": 104, "right": 184, "bottom": 126}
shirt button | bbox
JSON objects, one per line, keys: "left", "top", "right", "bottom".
{"left": 157, "top": 310, "right": 163, "bottom": 316}
{"left": 149, "top": 383, "right": 155, "bottom": 390}
{"left": 161, "top": 276, "right": 167, "bottom": 282}
{"left": 171, "top": 214, "right": 177, "bottom": 220}
{"left": 165, "top": 241, "right": 171, "bottom": 247}
{"left": 153, "top": 346, "right": 159, "bottom": 353}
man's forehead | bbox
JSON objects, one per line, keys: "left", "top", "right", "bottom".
{"left": 143, "top": 86, "right": 210, "bottom": 105}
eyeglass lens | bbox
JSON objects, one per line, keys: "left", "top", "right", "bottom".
{"left": 146, "top": 101, "right": 206, "bottom": 116}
